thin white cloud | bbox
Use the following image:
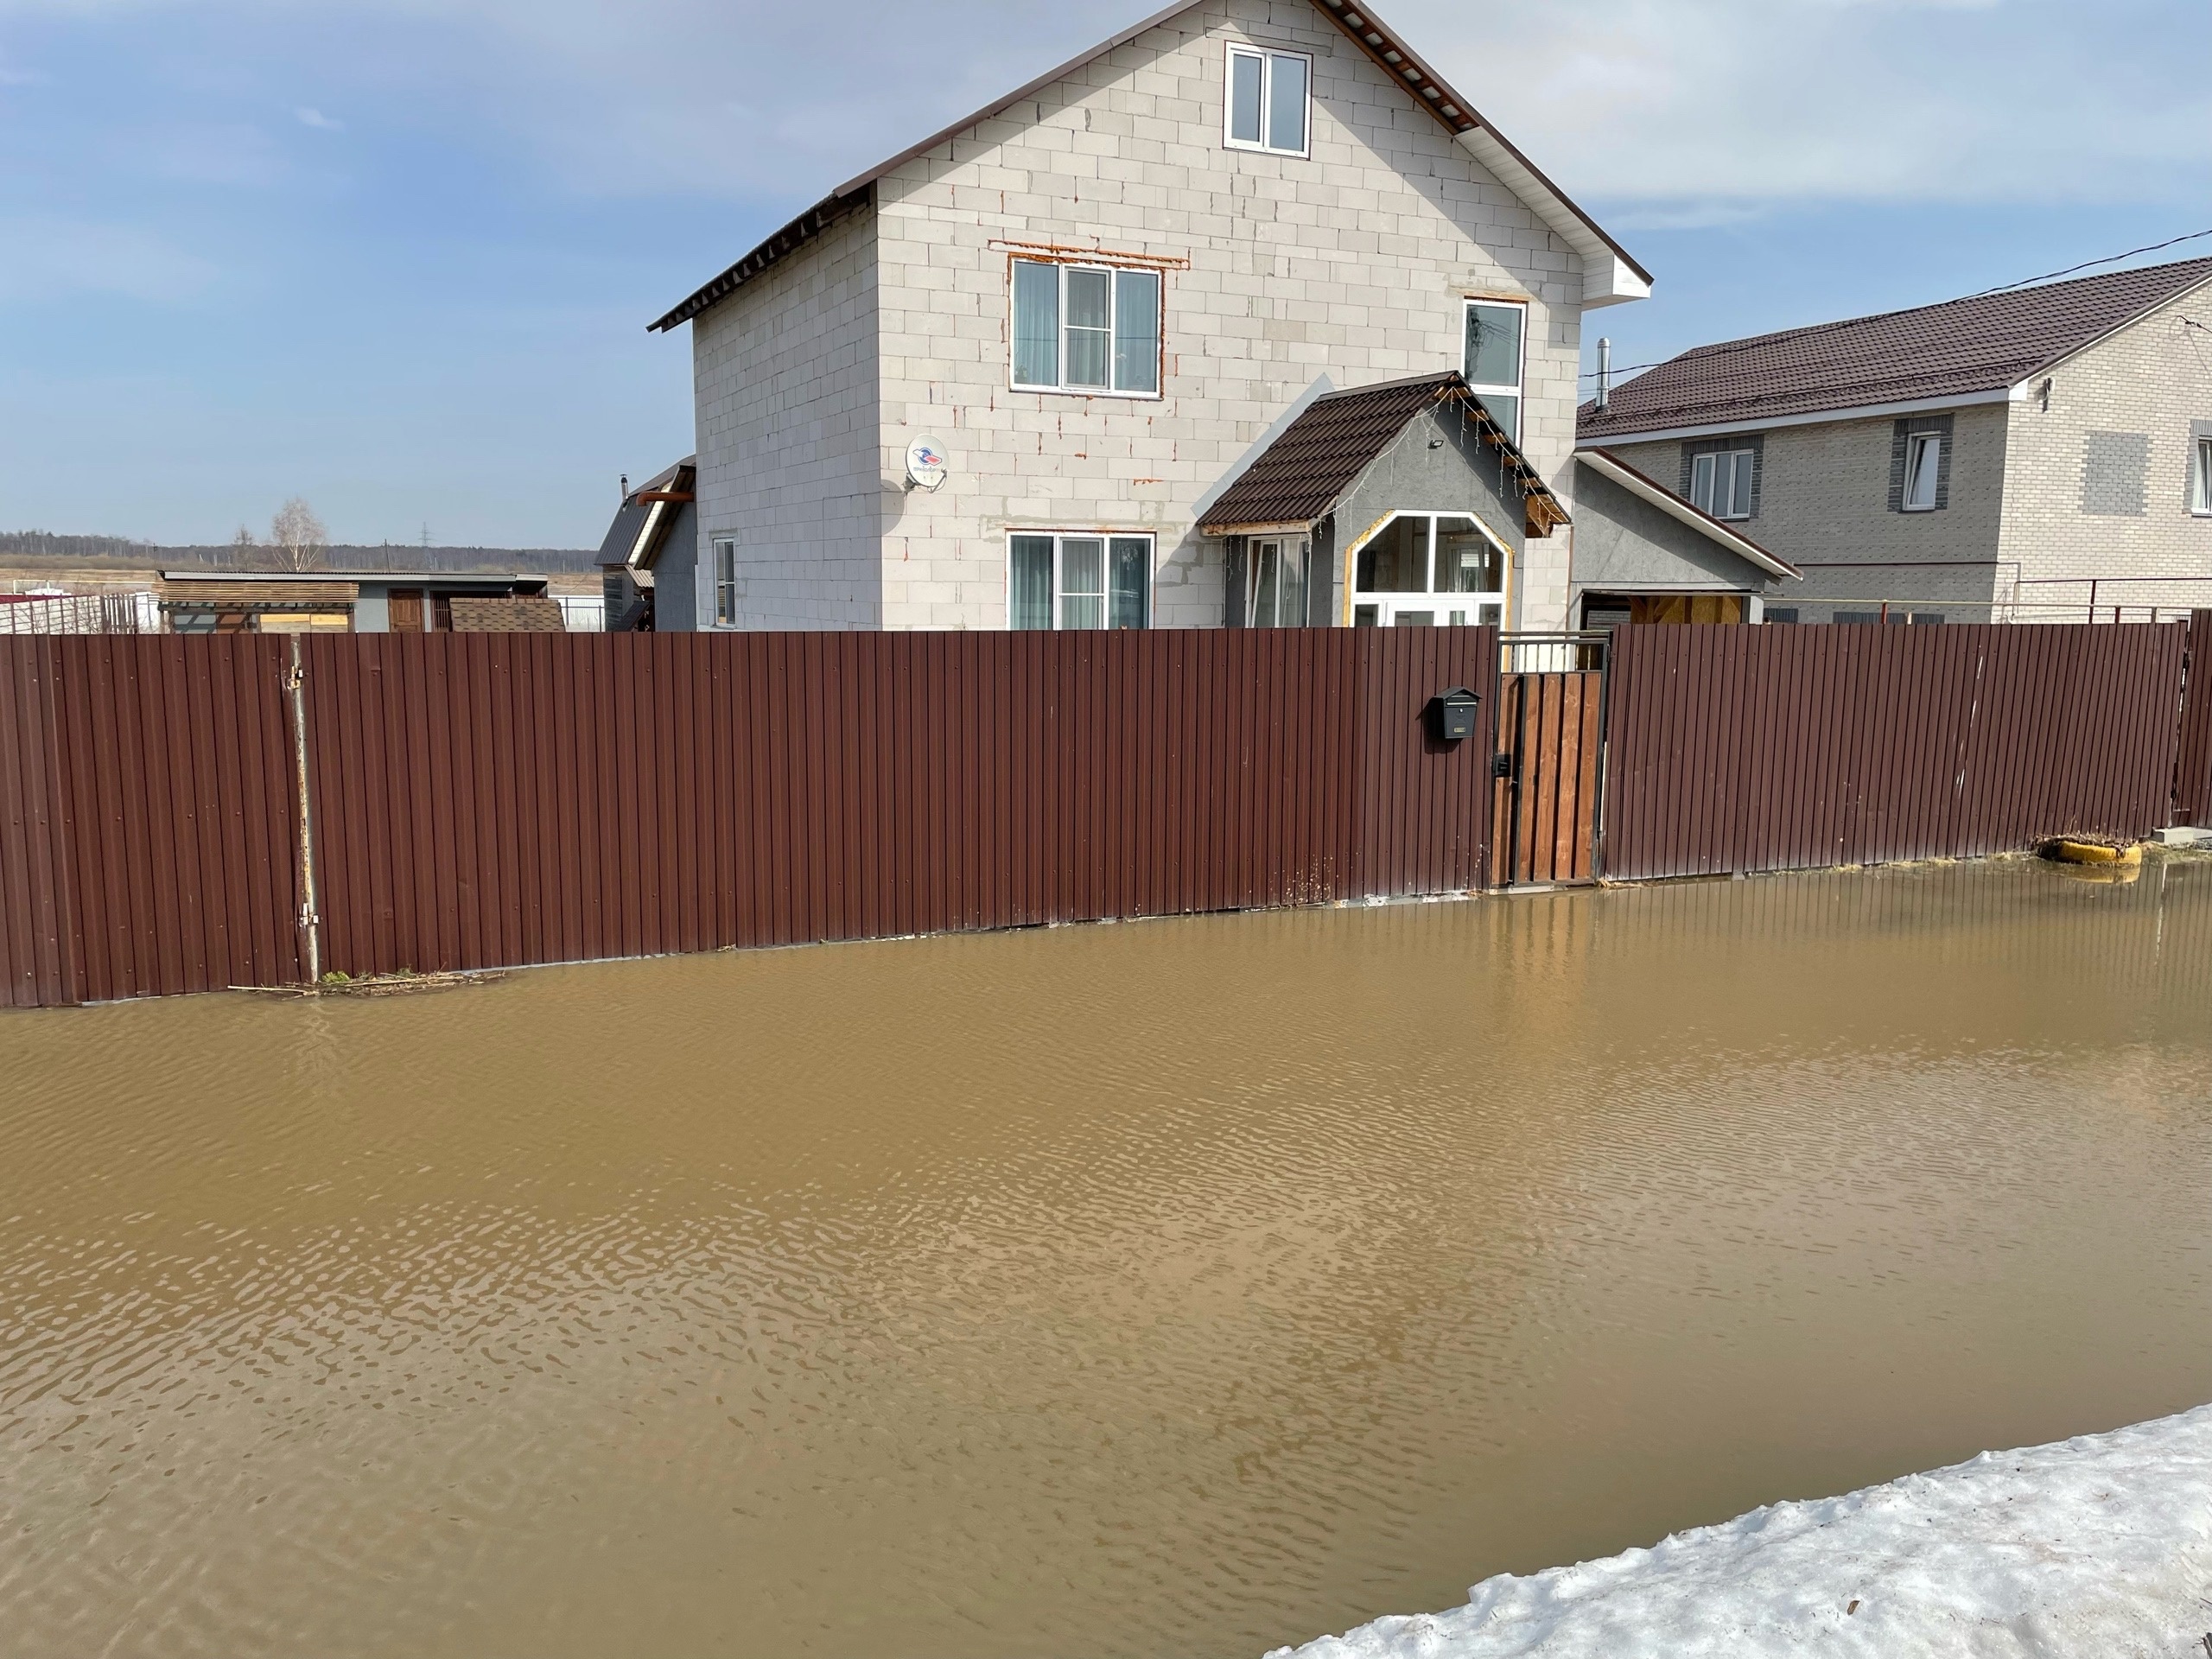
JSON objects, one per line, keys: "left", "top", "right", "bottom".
{"left": 294, "top": 105, "right": 341, "bottom": 130}
{"left": 1, "top": 0, "right": 2207, "bottom": 213}
{"left": 0, "top": 218, "right": 219, "bottom": 303}
{"left": 1605, "top": 204, "right": 1766, "bottom": 233}
{"left": 274, "top": 0, "right": 2212, "bottom": 213}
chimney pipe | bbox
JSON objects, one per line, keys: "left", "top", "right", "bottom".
{"left": 620, "top": 474, "right": 630, "bottom": 500}
{"left": 1596, "top": 338, "right": 1611, "bottom": 412}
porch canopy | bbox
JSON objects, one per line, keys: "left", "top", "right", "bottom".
{"left": 1199, "top": 371, "right": 1567, "bottom": 629}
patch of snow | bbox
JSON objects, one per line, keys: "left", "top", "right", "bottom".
{"left": 1270, "top": 1406, "right": 2212, "bottom": 1659}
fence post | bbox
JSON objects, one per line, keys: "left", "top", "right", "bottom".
{"left": 2177, "top": 611, "right": 2212, "bottom": 829}
{"left": 283, "top": 637, "right": 322, "bottom": 983}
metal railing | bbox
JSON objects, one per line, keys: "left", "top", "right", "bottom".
{"left": 1501, "top": 631, "right": 1610, "bottom": 673}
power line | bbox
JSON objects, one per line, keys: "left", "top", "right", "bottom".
{"left": 1964, "top": 227, "right": 2212, "bottom": 298}
{"left": 1578, "top": 227, "right": 2212, "bottom": 380}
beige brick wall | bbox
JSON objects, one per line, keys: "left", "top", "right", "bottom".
{"left": 868, "top": 0, "right": 1590, "bottom": 631}
{"left": 1602, "top": 403, "right": 2010, "bottom": 617}
{"left": 1998, "top": 283, "right": 2212, "bottom": 621}
{"left": 693, "top": 206, "right": 885, "bottom": 630}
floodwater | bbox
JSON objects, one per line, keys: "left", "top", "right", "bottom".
{"left": 3, "top": 859, "right": 2212, "bottom": 1658}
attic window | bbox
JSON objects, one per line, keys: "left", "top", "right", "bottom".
{"left": 1226, "top": 45, "right": 1311, "bottom": 156}
{"left": 1463, "top": 301, "right": 1527, "bottom": 444}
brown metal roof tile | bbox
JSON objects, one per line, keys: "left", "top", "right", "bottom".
{"left": 1202, "top": 371, "right": 1567, "bottom": 537}
{"left": 1204, "top": 373, "right": 1457, "bottom": 530}
{"left": 1580, "top": 257, "right": 2212, "bottom": 440}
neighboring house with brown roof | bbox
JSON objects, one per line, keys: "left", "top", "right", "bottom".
{"left": 1578, "top": 257, "right": 2212, "bottom": 625}
{"left": 649, "top": 0, "right": 1652, "bottom": 635}
{"left": 597, "top": 458, "right": 699, "bottom": 631}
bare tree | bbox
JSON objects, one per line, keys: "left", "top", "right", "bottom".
{"left": 226, "top": 524, "right": 257, "bottom": 569}
{"left": 269, "top": 498, "right": 328, "bottom": 572}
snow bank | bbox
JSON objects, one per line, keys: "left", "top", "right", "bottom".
{"left": 1270, "top": 1407, "right": 2212, "bottom": 1659}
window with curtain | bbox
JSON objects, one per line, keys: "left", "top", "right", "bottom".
{"left": 1246, "top": 539, "right": 1308, "bottom": 627}
{"left": 1462, "top": 301, "right": 1527, "bottom": 445}
{"left": 2194, "top": 435, "right": 2212, "bottom": 516}
{"left": 1010, "top": 260, "right": 1161, "bottom": 396}
{"left": 1224, "top": 46, "right": 1310, "bottom": 156}
{"left": 1009, "top": 533, "right": 1152, "bottom": 630}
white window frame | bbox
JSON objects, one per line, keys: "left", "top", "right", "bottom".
{"left": 1007, "top": 532, "right": 1154, "bottom": 631}
{"left": 1689, "top": 449, "right": 1757, "bottom": 521}
{"left": 711, "top": 537, "right": 739, "bottom": 626}
{"left": 2193, "top": 435, "right": 2212, "bottom": 517}
{"left": 1223, "top": 44, "right": 1313, "bottom": 158}
{"left": 1007, "top": 259, "right": 1164, "bottom": 401}
{"left": 1245, "top": 537, "right": 1311, "bottom": 628}
{"left": 1902, "top": 432, "right": 1943, "bottom": 512}
{"left": 1461, "top": 299, "right": 1528, "bottom": 447}
{"left": 1346, "top": 511, "right": 1510, "bottom": 629}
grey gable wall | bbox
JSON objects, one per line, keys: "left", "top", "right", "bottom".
{"left": 1328, "top": 402, "right": 1527, "bottom": 623}
{"left": 1568, "top": 465, "right": 1781, "bottom": 595}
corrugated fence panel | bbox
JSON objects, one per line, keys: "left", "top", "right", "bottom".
{"left": 16, "top": 622, "right": 2196, "bottom": 1010}
{"left": 3, "top": 637, "right": 305, "bottom": 1005}
{"left": 289, "top": 629, "right": 1494, "bottom": 982}
{"left": 0, "top": 640, "right": 75, "bottom": 1006}
{"left": 1607, "top": 624, "right": 2190, "bottom": 881}
{"left": 2172, "top": 611, "right": 2212, "bottom": 829}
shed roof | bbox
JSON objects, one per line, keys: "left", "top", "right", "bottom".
{"left": 1575, "top": 450, "right": 1801, "bottom": 581}
{"left": 1199, "top": 371, "right": 1567, "bottom": 537}
{"left": 1580, "top": 257, "right": 2212, "bottom": 441}
{"left": 449, "top": 595, "right": 569, "bottom": 633}
{"left": 649, "top": 0, "right": 1648, "bottom": 333}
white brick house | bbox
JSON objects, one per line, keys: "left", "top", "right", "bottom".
{"left": 1580, "top": 257, "right": 2212, "bottom": 625}
{"left": 648, "top": 0, "right": 1651, "bottom": 634}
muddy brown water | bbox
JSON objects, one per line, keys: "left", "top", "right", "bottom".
{"left": 4, "top": 858, "right": 2212, "bottom": 1658}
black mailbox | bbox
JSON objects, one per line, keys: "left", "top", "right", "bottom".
{"left": 1429, "top": 686, "right": 1482, "bottom": 744}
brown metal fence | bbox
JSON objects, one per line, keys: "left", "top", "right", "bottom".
{"left": 3, "top": 629, "right": 1495, "bottom": 1004}
{"left": 1604, "top": 623, "right": 2192, "bottom": 881}
{"left": 10, "top": 621, "right": 2212, "bottom": 1010}
{"left": 2177, "top": 611, "right": 2212, "bottom": 830}
{"left": 1, "top": 636, "right": 307, "bottom": 1007}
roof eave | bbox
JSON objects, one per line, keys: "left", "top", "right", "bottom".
{"left": 2012, "top": 264, "right": 2212, "bottom": 387}
{"left": 1579, "top": 386, "right": 2018, "bottom": 448}
{"left": 652, "top": 0, "right": 1646, "bottom": 332}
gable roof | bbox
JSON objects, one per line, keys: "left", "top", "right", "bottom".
{"left": 1198, "top": 371, "right": 1567, "bottom": 537}
{"left": 1575, "top": 449, "right": 1800, "bottom": 581}
{"left": 650, "top": 0, "right": 1648, "bottom": 333}
{"left": 1579, "top": 257, "right": 2212, "bottom": 442}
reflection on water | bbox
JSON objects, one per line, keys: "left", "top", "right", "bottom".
{"left": 3, "top": 858, "right": 2211, "bottom": 1658}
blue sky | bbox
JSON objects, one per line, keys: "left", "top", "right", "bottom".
{"left": 3, "top": 0, "right": 2208, "bottom": 549}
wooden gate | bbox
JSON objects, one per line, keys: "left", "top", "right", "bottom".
{"left": 1491, "top": 639, "right": 1606, "bottom": 887}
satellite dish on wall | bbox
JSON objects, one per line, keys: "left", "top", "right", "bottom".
{"left": 905, "top": 436, "right": 950, "bottom": 493}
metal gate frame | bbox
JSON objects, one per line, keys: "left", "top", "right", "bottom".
{"left": 1491, "top": 632, "right": 1612, "bottom": 889}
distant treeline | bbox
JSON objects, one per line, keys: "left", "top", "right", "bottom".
{"left": 0, "top": 531, "right": 600, "bottom": 575}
